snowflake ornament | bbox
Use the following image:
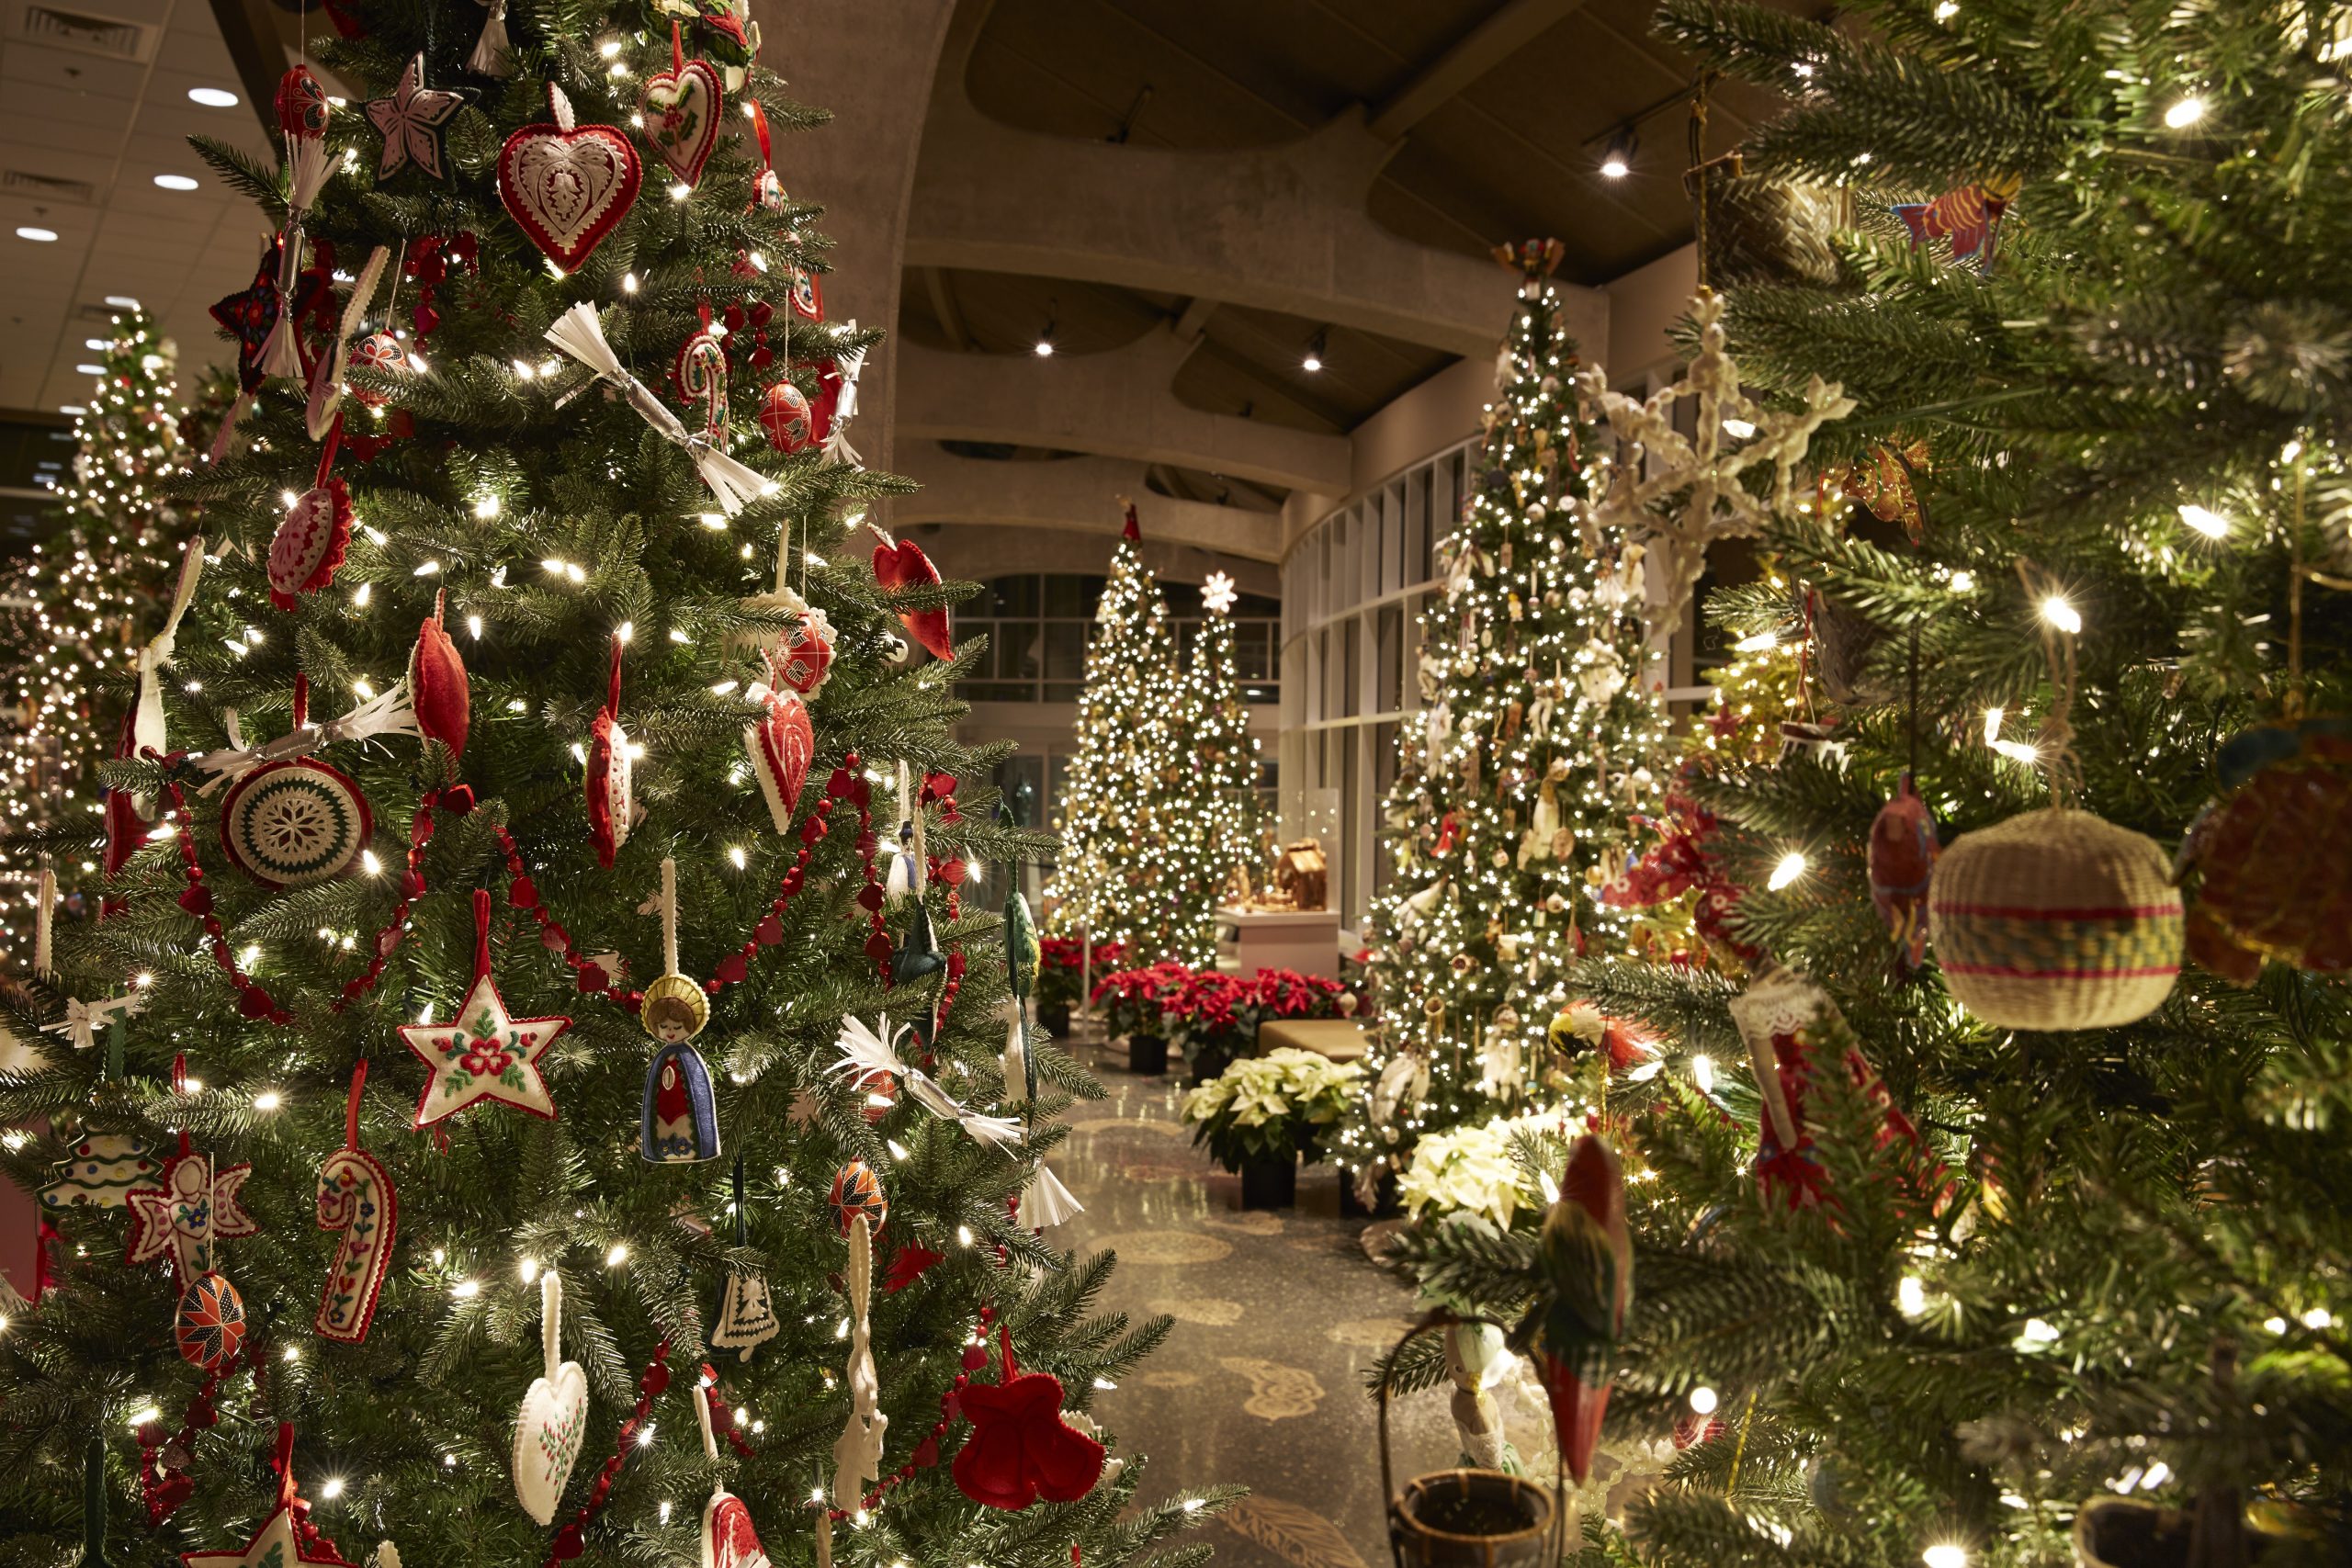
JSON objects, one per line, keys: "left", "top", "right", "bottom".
{"left": 1577, "top": 290, "right": 1854, "bottom": 636}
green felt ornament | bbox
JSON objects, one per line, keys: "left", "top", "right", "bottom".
{"left": 77, "top": 1437, "right": 112, "bottom": 1568}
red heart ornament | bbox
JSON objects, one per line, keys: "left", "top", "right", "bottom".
{"left": 640, "top": 57, "right": 722, "bottom": 188}
{"left": 746, "top": 677, "right": 813, "bottom": 833}
{"left": 268, "top": 478, "right": 353, "bottom": 610}
{"left": 868, "top": 527, "right": 953, "bottom": 660}
{"left": 499, "top": 85, "right": 641, "bottom": 272}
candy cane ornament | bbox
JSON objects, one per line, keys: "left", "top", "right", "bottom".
{"left": 313, "top": 1062, "right": 398, "bottom": 1344}
{"left": 676, "top": 310, "right": 729, "bottom": 446}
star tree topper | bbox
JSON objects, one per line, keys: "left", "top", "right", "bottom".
{"left": 1576, "top": 289, "right": 1854, "bottom": 636}
{"left": 1202, "top": 571, "right": 1238, "bottom": 614}
{"left": 400, "top": 889, "right": 568, "bottom": 1127}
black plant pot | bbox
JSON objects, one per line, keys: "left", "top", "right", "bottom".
{"left": 1340, "top": 1169, "right": 1400, "bottom": 1219}
{"left": 1126, "top": 1033, "right": 1169, "bottom": 1075}
{"left": 1240, "top": 1157, "right": 1297, "bottom": 1210}
{"left": 1038, "top": 1001, "right": 1071, "bottom": 1037}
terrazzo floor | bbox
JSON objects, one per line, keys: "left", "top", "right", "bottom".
{"left": 1052, "top": 1043, "right": 1535, "bottom": 1568}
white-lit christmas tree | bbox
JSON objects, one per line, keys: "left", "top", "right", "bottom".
{"left": 0, "top": 310, "right": 184, "bottom": 952}
{"left": 1175, "top": 572, "right": 1260, "bottom": 931}
{"left": 1048, "top": 504, "right": 1200, "bottom": 963}
{"left": 1340, "top": 242, "right": 1670, "bottom": 1184}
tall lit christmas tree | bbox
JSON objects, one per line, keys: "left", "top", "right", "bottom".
{"left": 1392, "top": 6, "right": 2352, "bottom": 1566}
{"left": 1340, "top": 243, "right": 1669, "bottom": 1188}
{"left": 1050, "top": 506, "right": 1203, "bottom": 964}
{"left": 0, "top": 310, "right": 186, "bottom": 952}
{"left": 0, "top": 16, "right": 1221, "bottom": 1565}
{"left": 1176, "top": 572, "right": 1259, "bottom": 924}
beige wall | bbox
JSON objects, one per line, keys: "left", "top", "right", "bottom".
{"left": 1603, "top": 243, "right": 1700, "bottom": 388}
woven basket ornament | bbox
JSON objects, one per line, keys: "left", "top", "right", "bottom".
{"left": 1928, "top": 808, "right": 2182, "bottom": 1030}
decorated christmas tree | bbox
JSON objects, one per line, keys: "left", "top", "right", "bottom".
{"left": 1174, "top": 572, "right": 1259, "bottom": 920}
{"left": 0, "top": 310, "right": 187, "bottom": 953}
{"left": 1340, "top": 243, "right": 1670, "bottom": 1194}
{"left": 0, "top": 17, "right": 1222, "bottom": 1568}
{"left": 1048, "top": 506, "right": 1204, "bottom": 964}
{"left": 1389, "top": 6, "right": 2352, "bottom": 1566}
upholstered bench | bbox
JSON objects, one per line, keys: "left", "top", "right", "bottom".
{"left": 1253, "top": 1018, "right": 1368, "bottom": 1065}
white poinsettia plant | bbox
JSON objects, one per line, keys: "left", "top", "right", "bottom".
{"left": 1396, "top": 1109, "right": 1575, "bottom": 1230}
{"left": 1181, "top": 1047, "right": 1364, "bottom": 1171}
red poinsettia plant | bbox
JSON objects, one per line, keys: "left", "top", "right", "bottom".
{"left": 1036, "top": 936, "right": 1125, "bottom": 1011}
{"left": 1089, "top": 962, "right": 1195, "bottom": 1040}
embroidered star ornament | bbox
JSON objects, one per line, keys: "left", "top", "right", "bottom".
{"left": 367, "top": 51, "right": 473, "bottom": 183}
{"left": 180, "top": 1424, "right": 356, "bottom": 1568}
{"left": 209, "top": 243, "right": 288, "bottom": 392}
{"left": 401, "top": 889, "right": 568, "bottom": 1128}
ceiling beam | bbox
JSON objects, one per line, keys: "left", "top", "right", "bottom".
{"left": 923, "top": 267, "right": 975, "bottom": 350}
{"left": 1170, "top": 296, "right": 1219, "bottom": 344}
{"left": 209, "top": 0, "right": 291, "bottom": 143}
{"left": 891, "top": 449, "right": 1286, "bottom": 561}
{"left": 1189, "top": 332, "right": 1356, "bottom": 432}
{"left": 1367, "top": 0, "right": 1593, "bottom": 141}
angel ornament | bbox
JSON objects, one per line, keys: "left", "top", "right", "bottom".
{"left": 1577, "top": 290, "right": 1853, "bottom": 637}
{"left": 639, "top": 858, "right": 720, "bottom": 1164}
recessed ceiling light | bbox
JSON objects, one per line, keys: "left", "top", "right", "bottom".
{"left": 188, "top": 87, "right": 239, "bottom": 107}
{"left": 60, "top": 404, "right": 86, "bottom": 415}
{"left": 85, "top": 338, "right": 107, "bottom": 350}
{"left": 75, "top": 363, "right": 104, "bottom": 376}
{"left": 17, "top": 226, "right": 59, "bottom": 243}
{"left": 153, "top": 174, "right": 199, "bottom": 191}
{"left": 104, "top": 295, "right": 140, "bottom": 308}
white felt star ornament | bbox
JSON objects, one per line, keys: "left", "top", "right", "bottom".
{"left": 400, "top": 890, "right": 569, "bottom": 1128}
{"left": 367, "top": 52, "right": 471, "bottom": 184}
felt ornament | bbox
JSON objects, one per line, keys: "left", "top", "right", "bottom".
{"left": 1928, "top": 808, "right": 2182, "bottom": 1030}
{"left": 745, "top": 660, "right": 813, "bottom": 833}
{"left": 180, "top": 1424, "right": 355, "bottom": 1568}
{"left": 2180, "top": 716, "right": 2352, "bottom": 982}
{"left": 263, "top": 67, "right": 337, "bottom": 380}
{"left": 829, "top": 1159, "right": 887, "bottom": 1236}
{"left": 268, "top": 434, "right": 353, "bottom": 609}
{"left": 831, "top": 1015, "right": 1022, "bottom": 1148}
{"left": 951, "top": 1328, "right": 1107, "bottom": 1509}
{"left": 891, "top": 903, "right": 946, "bottom": 987}
{"left": 866, "top": 522, "right": 953, "bottom": 660}
{"left": 747, "top": 100, "right": 786, "bottom": 210}
{"left": 547, "top": 304, "right": 773, "bottom": 513}
{"left": 211, "top": 239, "right": 326, "bottom": 396}
{"left": 407, "top": 589, "right": 469, "bottom": 760}
{"left": 710, "top": 1157, "right": 778, "bottom": 1360}
{"left": 759, "top": 379, "right": 814, "bottom": 453}
{"left": 400, "top": 889, "right": 568, "bottom": 1128}
{"left": 513, "top": 1271, "right": 590, "bottom": 1526}
{"left": 830, "top": 1213, "right": 887, "bottom": 1510}
{"left": 41, "top": 1132, "right": 154, "bottom": 1208}
{"left": 640, "top": 859, "right": 720, "bottom": 1164}
{"left": 694, "top": 1365, "right": 773, "bottom": 1568}
{"left": 368, "top": 54, "right": 472, "bottom": 184}
{"left": 586, "top": 634, "right": 634, "bottom": 869}
{"left": 127, "top": 1145, "right": 258, "bottom": 1281}
{"left": 313, "top": 1063, "right": 397, "bottom": 1344}
{"left": 1531, "top": 1134, "right": 1630, "bottom": 1484}
{"left": 101, "top": 708, "right": 150, "bottom": 881}
{"left": 130, "top": 535, "right": 204, "bottom": 813}
{"left": 213, "top": 681, "right": 379, "bottom": 890}
{"left": 787, "top": 265, "right": 821, "bottom": 321}
{"left": 1867, "top": 771, "right": 1938, "bottom": 974}
{"left": 499, "top": 84, "right": 641, "bottom": 271}
{"left": 305, "top": 245, "right": 390, "bottom": 440}
{"left": 642, "top": 23, "right": 723, "bottom": 188}
{"left": 175, "top": 1271, "right": 248, "bottom": 1371}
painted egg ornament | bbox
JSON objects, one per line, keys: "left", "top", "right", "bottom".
{"left": 1928, "top": 808, "right": 2183, "bottom": 1030}
{"left": 770, "top": 603, "right": 835, "bottom": 694}
{"left": 267, "top": 477, "right": 354, "bottom": 610}
{"left": 220, "top": 759, "right": 374, "bottom": 889}
{"left": 2180, "top": 717, "right": 2352, "bottom": 983}
{"left": 759, "top": 379, "right": 814, "bottom": 453}
{"left": 276, "top": 63, "right": 331, "bottom": 141}
{"left": 830, "top": 1158, "right": 887, "bottom": 1235}
{"left": 348, "top": 331, "right": 404, "bottom": 406}
{"left": 175, "top": 1270, "right": 248, "bottom": 1370}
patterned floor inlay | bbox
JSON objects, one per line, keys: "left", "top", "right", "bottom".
{"left": 1052, "top": 1049, "right": 1478, "bottom": 1568}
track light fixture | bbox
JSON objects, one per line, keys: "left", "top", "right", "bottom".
{"left": 1034, "top": 318, "right": 1057, "bottom": 357}
{"left": 1302, "top": 331, "right": 1328, "bottom": 374}
{"left": 1600, "top": 128, "right": 1637, "bottom": 179}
